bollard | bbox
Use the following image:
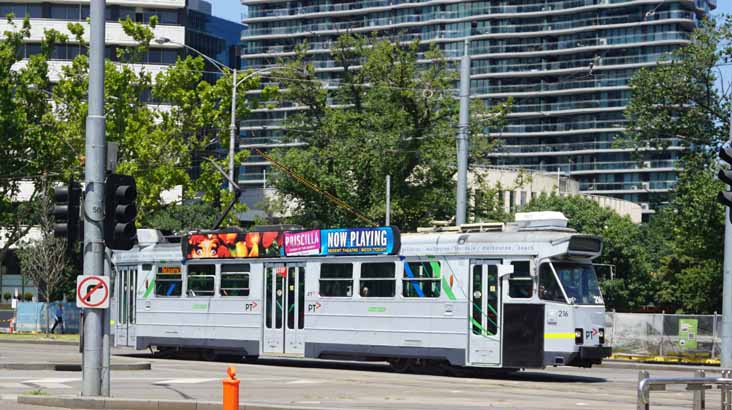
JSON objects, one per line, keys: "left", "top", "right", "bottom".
{"left": 223, "top": 367, "right": 240, "bottom": 410}
{"left": 723, "top": 370, "right": 732, "bottom": 410}
{"left": 638, "top": 370, "right": 650, "bottom": 410}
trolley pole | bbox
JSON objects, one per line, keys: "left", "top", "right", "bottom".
{"left": 82, "top": 0, "right": 107, "bottom": 396}
{"left": 385, "top": 175, "right": 391, "bottom": 226}
{"left": 456, "top": 39, "right": 470, "bottom": 226}
{"left": 722, "top": 110, "right": 732, "bottom": 369}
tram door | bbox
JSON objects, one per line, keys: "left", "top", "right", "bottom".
{"left": 114, "top": 266, "right": 137, "bottom": 348}
{"left": 263, "top": 263, "right": 305, "bottom": 355}
{"left": 468, "top": 260, "right": 501, "bottom": 365}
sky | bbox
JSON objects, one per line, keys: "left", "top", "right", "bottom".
{"left": 211, "top": 0, "right": 246, "bottom": 23}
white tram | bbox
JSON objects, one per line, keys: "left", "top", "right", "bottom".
{"left": 111, "top": 212, "right": 611, "bottom": 370}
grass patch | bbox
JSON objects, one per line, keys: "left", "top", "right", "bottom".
{"left": 24, "top": 389, "right": 47, "bottom": 396}
{"left": 0, "top": 333, "right": 79, "bottom": 342}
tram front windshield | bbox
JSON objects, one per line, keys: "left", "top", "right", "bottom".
{"left": 553, "top": 262, "right": 603, "bottom": 305}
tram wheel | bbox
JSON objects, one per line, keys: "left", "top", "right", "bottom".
{"left": 200, "top": 349, "right": 219, "bottom": 362}
{"left": 388, "top": 358, "right": 412, "bottom": 373}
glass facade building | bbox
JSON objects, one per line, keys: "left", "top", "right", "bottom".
{"left": 240, "top": 0, "right": 715, "bottom": 219}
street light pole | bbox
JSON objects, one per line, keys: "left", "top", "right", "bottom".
{"left": 229, "top": 68, "right": 238, "bottom": 192}
{"left": 154, "top": 37, "right": 280, "bottom": 194}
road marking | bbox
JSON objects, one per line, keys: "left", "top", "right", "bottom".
{"left": 24, "top": 378, "right": 79, "bottom": 389}
{"left": 0, "top": 383, "right": 26, "bottom": 388}
{"left": 1, "top": 394, "right": 18, "bottom": 401}
{"left": 153, "top": 378, "right": 218, "bottom": 385}
{"left": 285, "top": 379, "right": 321, "bottom": 385}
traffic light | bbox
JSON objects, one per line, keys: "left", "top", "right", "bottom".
{"left": 52, "top": 180, "right": 82, "bottom": 244}
{"left": 104, "top": 173, "right": 137, "bottom": 250}
{"left": 719, "top": 146, "right": 732, "bottom": 212}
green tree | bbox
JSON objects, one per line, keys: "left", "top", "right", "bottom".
{"left": 142, "top": 203, "right": 221, "bottom": 235}
{"left": 624, "top": 17, "right": 730, "bottom": 151}
{"left": 623, "top": 16, "right": 732, "bottom": 313}
{"left": 522, "top": 194, "right": 659, "bottom": 311}
{"left": 0, "top": 16, "right": 68, "bottom": 270}
{"left": 51, "top": 19, "right": 275, "bottom": 224}
{"left": 649, "top": 154, "right": 725, "bottom": 313}
{"left": 268, "top": 34, "right": 510, "bottom": 231}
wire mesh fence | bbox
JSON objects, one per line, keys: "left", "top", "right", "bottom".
{"left": 606, "top": 312, "right": 720, "bottom": 361}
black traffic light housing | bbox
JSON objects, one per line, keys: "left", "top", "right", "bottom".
{"left": 104, "top": 173, "right": 137, "bottom": 250}
{"left": 52, "top": 180, "right": 82, "bottom": 245}
{"left": 719, "top": 146, "right": 732, "bottom": 211}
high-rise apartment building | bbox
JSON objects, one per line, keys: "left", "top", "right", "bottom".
{"left": 239, "top": 0, "right": 716, "bottom": 221}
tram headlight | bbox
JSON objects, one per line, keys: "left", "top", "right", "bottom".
{"left": 598, "top": 328, "right": 605, "bottom": 345}
{"left": 575, "top": 328, "right": 584, "bottom": 345}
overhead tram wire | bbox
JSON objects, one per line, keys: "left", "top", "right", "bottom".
{"left": 251, "top": 147, "right": 378, "bottom": 226}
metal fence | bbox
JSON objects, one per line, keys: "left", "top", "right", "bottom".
{"left": 15, "top": 302, "right": 81, "bottom": 333}
{"left": 607, "top": 312, "right": 720, "bottom": 361}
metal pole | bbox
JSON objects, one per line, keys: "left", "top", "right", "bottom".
{"left": 82, "top": 0, "right": 106, "bottom": 396}
{"left": 637, "top": 370, "right": 650, "bottom": 410}
{"left": 723, "top": 110, "right": 732, "bottom": 369}
{"left": 229, "top": 69, "right": 238, "bottom": 193}
{"left": 693, "top": 369, "right": 705, "bottom": 410}
{"left": 101, "top": 249, "right": 111, "bottom": 396}
{"left": 456, "top": 39, "right": 470, "bottom": 226}
{"left": 385, "top": 175, "right": 391, "bottom": 226}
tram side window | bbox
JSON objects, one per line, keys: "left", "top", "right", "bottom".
{"left": 508, "top": 261, "right": 533, "bottom": 298}
{"left": 360, "top": 263, "right": 395, "bottom": 297}
{"left": 187, "top": 265, "right": 215, "bottom": 297}
{"left": 155, "top": 272, "right": 182, "bottom": 297}
{"left": 539, "top": 263, "right": 566, "bottom": 303}
{"left": 221, "top": 264, "right": 250, "bottom": 297}
{"left": 403, "top": 261, "right": 441, "bottom": 298}
{"left": 319, "top": 263, "right": 353, "bottom": 297}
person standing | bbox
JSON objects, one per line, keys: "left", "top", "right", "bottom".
{"left": 50, "top": 303, "right": 64, "bottom": 334}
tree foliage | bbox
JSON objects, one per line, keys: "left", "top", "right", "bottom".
{"left": 50, "top": 19, "right": 272, "bottom": 224}
{"left": 0, "top": 16, "right": 67, "bottom": 268}
{"left": 268, "top": 34, "right": 511, "bottom": 230}
{"left": 625, "top": 17, "right": 731, "bottom": 150}
{"left": 16, "top": 178, "right": 68, "bottom": 335}
{"left": 647, "top": 154, "right": 725, "bottom": 313}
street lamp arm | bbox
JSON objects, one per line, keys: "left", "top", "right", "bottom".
{"left": 155, "top": 37, "right": 229, "bottom": 74}
{"left": 234, "top": 67, "right": 285, "bottom": 88}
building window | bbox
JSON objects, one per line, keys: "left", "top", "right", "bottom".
{"left": 187, "top": 265, "right": 215, "bottom": 297}
{"left": 360, "top": 262, "right": 395, "bottom": 297}
{"left": 319, "top": 263, "right": 353, "bottom": 297}
{"left": 220, "top": 264, "right": 250, "bottom": 297}
{"left": 403, "top": 261, "right": 441, "bottom": 298}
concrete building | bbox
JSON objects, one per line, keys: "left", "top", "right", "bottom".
{"left": 238, "top": 0, "right": 716, "bottom": 221}
{"left": 473, "top": 167, "right": 642, "bottom": 223}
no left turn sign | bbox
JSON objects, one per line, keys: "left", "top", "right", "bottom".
{"left": 76, "top": 275, "right": 110, "bottom": 309}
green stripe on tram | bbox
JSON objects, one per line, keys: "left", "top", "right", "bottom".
{"left": 428, "top": 256, "right": 456, "bottom": 301}
{"left": 470, "top": 316, "right": 494, "bottom": 336}
{"left": 143, "top": 279, "right": 155, "bottom": 299}
{"left": 472, "top": 302, "right": 498, "bottom": 328}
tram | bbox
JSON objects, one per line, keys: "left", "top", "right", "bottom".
{"left": 111, "top": 211, "right": 611, "bottom": 370}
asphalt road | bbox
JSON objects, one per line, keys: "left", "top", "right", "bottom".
{"left": 0, "top": 342, "right": 715, "bottom": 410}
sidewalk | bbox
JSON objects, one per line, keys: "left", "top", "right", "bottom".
{"left": 0, "top": 340, "right": 150, "bottom": 371}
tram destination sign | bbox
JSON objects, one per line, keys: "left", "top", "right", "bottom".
{"left": 183, "top": 226, "right": 400, "bottom": 259}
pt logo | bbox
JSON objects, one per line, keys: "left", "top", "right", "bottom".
{"left": 307, "top": 302, "right": 321, "bottom": 312}
{"left": 245, "top": 301, "right": 258, "bottom": 311}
